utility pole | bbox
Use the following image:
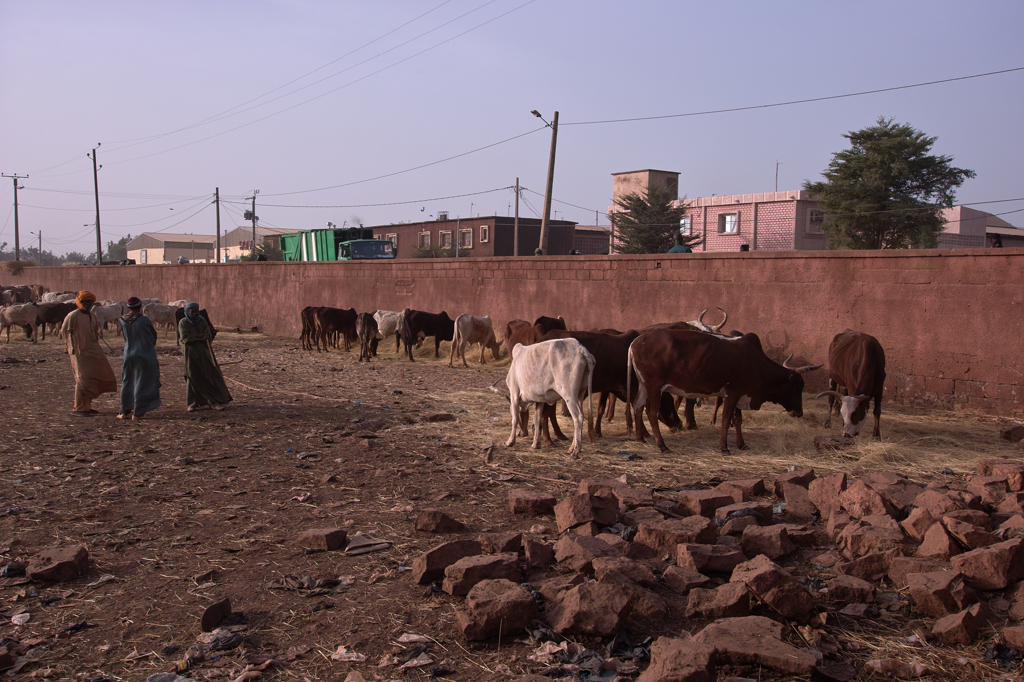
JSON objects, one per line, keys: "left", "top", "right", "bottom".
{"left": 37, "top": 231, "right": 41, "bottom": 262}
{"left": 2, "top": 174, "right": 27, "bottom": 260}
{"left": 532, "top": 110, "right": 559, "bottom": 255}
{"left": 513, "top": 178, "right": 520, "bottom": 257}
{"left": 89, "top": 145, "right": 102, "bottom": 264}
{"left": 214, "top": 188, "right": 221, "bottom": 264}
{"left": 455, "top": 218, "right": 460, "bottom": 258}
{"left": 250, "top": 190, "right": 259, "bottom": 253}
{"left": 775, "top": 161, "right": 782, "bottom": 193}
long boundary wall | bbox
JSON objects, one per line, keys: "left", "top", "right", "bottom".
{"left": 9, "top": 249, "right": 1023, "bottom": 416}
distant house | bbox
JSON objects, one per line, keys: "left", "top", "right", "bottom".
{"left": 574, "top": 225, "right": 612, "bottom": 254}
{"left": 938, "top": 206, "right": 1024, "bottom": 248}
{"left": 126, "top": 233, "right": 217, "bottom": 264}
{"left": 220, "top": 226, "right": 301, "bottom": 261}
{"left": 368, "top": 215, "right": 577, "bottom": 257}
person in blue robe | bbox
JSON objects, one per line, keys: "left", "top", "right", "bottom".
{"left": 117, "top": 296, "right": 162, "bottom": 420}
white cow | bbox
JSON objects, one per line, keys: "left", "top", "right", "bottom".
{"left": 92, "top": 305, "right": 122, "bottom": 333}
{"left": 41, "top": 291, "right": 76, "bottom": 303}
{"left": 499, "top": 338, "right": 595, "bottom": 458}
{"left": 373, "top": 310, "right": 404, "bottom": 353}
{"left": 168, "top": 300, "right": 188, "bottom": 308}
{"left": 449, "top": 314, "right": 501, "bottom": 367}
{"left": 1, "top": 303, "right": 39, "bottom": 343}
{"left": 143, "top": 303, "right": 179, "bottom": 333}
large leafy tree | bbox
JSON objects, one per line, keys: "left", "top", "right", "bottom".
{"left": 804, "top": 117, "right": 975, "bottom": 249}
{"left": 611, "top": 185, "right": 700, "bottom": 254}
{"left": 104, "top": 234, "right": 133, "bottom": 261}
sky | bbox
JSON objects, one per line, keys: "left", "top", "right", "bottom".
{"left": 1, "top": 1, "right": 1022, "bottom": 257}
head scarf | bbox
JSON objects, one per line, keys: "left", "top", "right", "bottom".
{"left": 75, "top": 291, "right": 96, "bottom": 309}
{"left": 126, "top": 296, "right": 142, "bottom": 310}
{"left": 185, "top": 302, "right": 200, "bottom": 323}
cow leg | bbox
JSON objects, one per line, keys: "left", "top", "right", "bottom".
{"left": 604, "top": 394, "right": 616, "bottom": 422}
{"left": 595, "top": 393, "right": 607, "bottom": 437}
{"left": 718, "top": 395, "right": 741, "bottom": 453}
{"left": 659, "top": 394, "right": 684, "bottom": 433}
{"left": 730, "top": 409, "right": 746, "bottom": 450}
{"left": 531, "top": 403, "right": 544, "bottom": 450}
{"left": 645, "top": 393, "right": 669, "bottom": 452}
{"left": 506, "top": 397, "right": 520, "bottom": 448}
{"left": 565, "top": 398, "right": 584, "bottom": 458}
{"left": 683, "top": 398, "right": 698, "bottom": 430}
{"left": 824, "top": 379, "right": 838, "bottom": 427}
{"left": 434, "top": 337, "right": 441, "bottom": 358}
{"left": 710, "top": 397, "right": 723, "bottom": 425}
{"left": 873, "top": 396, "right": 882, "bottom": 439}
{"left": 520, "top": 407, "right": 531, "bottom": 437}
{"left": 548, "top": 405, "right": 569, "bottom": 441}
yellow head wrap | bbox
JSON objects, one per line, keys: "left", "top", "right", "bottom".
{"left": 75, "top": 291, "right": 97, "bottom": 309}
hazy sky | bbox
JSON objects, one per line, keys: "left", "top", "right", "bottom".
{"left": 2, "top": 1, "right": 1022, "bottom": 256}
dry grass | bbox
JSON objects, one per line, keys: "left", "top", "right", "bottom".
{"left": 0, "top": 259, "right": 36, "bottom": 274}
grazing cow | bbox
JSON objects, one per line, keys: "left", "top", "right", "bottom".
{"left": 144, "top": 303, "right": 180, "bottom": 333}
{"left": 628, "top": 329, "right": 821, "bottom": 453}
{"left": 300, "top": 306, "right": 319, "bottom": 350}
{"left": 41, "top": 291, "right": 75, "bottom": 303}
{"left": 504, "top": 319, "right": 531, "bottom": 344}
{"left": 356, "top": 312, "right": 378, "bottom": 362}
{"left": 373, "top": 310, "right": 406, "bottom": 354}
{"left": 2, "top": 303, "right": 39, "bottom": 343}
{"left": 498, "top": 319, "right": 569, "bottom": 444}
{"left": 496, "top": 338, "right": 595, "bottom": 458}
{"left": 92, "top": 304, "right": 122, "bottom": 332}
{"left": 315, "top": 307, "right": 357, "bottom": 352}
{"left": 31, "top": 302, "right": 75, "bottom": 340}
{"left": 449, "top": 314, "right": 501, "bottom": 367}
{"left": 168, "top": 300, "right": 188, "bottom": 308}
{"left": 534, "top": 315, "right": 567, "bottom": 335}
{"left": 817, "top": 330, "right": 886, "bottom": 439}
{"left": 174, "top": 307, "right": 217, "bottom": 340}
{"left": 506, "top": 322, "right": 543, "bottom": 349}
{"left": 401, "top": 309, "right": 455, "bottom": 361}
{"left": 2, "top": 287, "right": 33, "bottom": 305}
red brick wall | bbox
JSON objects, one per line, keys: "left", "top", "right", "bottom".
{"left": 10, "top": 249, "right": 1023, "bottom": 415}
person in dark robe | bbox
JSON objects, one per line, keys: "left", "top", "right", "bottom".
{"left": 117, "top": 296, "right": 161, "bottom": 420}
{"left": 178, "top": 301, "right": 232, "bottom": 411}
{"left": 60, "top": 291, "right": 118, "bottom": 416}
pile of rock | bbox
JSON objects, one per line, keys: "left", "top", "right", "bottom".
{"left": 406, "top": 458, "right": 1024, "bottom": 680}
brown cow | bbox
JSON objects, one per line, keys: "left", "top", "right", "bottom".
{"left": 817, "top": 330, "right": 886, "bottom": 439}
{"left": 628, "top": 329, "right": 821, "bottom": 453}
{"left": 401, "top": 309, "right": 455, "bottom": 361}
{"left": 315, "top": 307, "right": 357, "bottom": 352}
{"left": 356, "top": 312, "right": 378, "bottom": 362}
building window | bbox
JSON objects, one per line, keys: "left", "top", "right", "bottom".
{"left": 386, "top": 233, "right": 398, "bottom": 248}
{"left": 439, "top": 231, "right": 453, "bottom": 249}
{"left": 460, "top": 229, "right": 473, "bottom": 249}
{"left": 807, "top": 209, "right": 825, "bottom": 234}
{"left": 140, "top": 249, "right": 147, "bottom": 264}
{"left": 719, "top": 213, "right": 739, "bottom": 234}
{"left": 418, "top": 232, "right": 431, "bottom": 249}
{"left": 679, "top": 216, "right": 692, "bottom": 236}
{"left": 480, "top": 225, "right": 489, "bottom": 243}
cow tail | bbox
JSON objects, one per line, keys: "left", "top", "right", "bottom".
{"left": 626, "top": 343, "right": 634, "bottom": 411}
{"left": 586, "top": 355, "right": 595, "bottom": 444}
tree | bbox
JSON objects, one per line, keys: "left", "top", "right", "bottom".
{"left": 63, "top": 251, "right": 88, "bottom": 265}
{"left": 804, "top": 117, "right": 976, "bottom": 250}
{"left": 610, "top": 185, "right": 700, "bottom": 254}
{"left": 104, "top": 234, "right": 132, "bottom": 262}
{"left": 240, "top": 242, "right": 284, "bottom": 262}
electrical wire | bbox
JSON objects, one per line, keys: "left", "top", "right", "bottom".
{"left": 563, "top": 67, "right": 1024, "bottom": 127}
{"left": 222, "top": 186, "right": 512, "bottom": 208}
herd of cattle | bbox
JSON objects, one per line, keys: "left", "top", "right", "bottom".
{"left": 297, "top": 304, "right": 888, "bottom": 459}
{"left": 0, "top": 285, "right": 201, "bottom": 343}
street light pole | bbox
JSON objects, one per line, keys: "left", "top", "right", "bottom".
{"left": 531, "top": 110, "right": 559, "bottom": 255}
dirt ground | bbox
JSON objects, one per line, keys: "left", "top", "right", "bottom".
{"left": 0, "top": 329, "right": 1020, "bottom": 681}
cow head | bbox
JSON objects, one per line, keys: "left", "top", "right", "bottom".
{"left": 816, "top": 391, "right": 871, "bottom": 437}
{"left": 773, "top": 355, "right": 823, "bottom": 418}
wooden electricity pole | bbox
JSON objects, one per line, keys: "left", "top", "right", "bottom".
{"left": 90, "top": 145, "right": 102, "bottom": 264}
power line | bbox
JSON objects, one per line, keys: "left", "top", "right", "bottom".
{"left": 562, "top": 67, "right": 1024, "bottom": 127}
{"left": 224, "top": 185, "right": 512, "bottom": 208}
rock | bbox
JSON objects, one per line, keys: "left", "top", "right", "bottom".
{"left": 777, "top": 525, "right": 815, "bottom": 549}
{"left": 815, "top": 660, "right": 858, "bottom": 682}
{"left": 715, "top": 501, "right": 773, "bottom": 525}
{"left": 524, "top": 539, "right": 554, "bottom": 569}
{"left": 636, "top": 636, "right": 716, "bottom": 682}
{"left": 997, "top": 493, "right": 1024, "bottom": 515}
{"left": 546, "top": 580, "right": 635, "bottom": 636}
{"left": 297, "top": 528, "right": 348, "bottom": 551}
{"left": 811, "top": 549, "right": 843, "bottom": 568}
{"left": 554, "top": 493, "right": 617, "bottom": 533}
{"left": 553, "top": 534, "right": 618, "bottom": 573}
{"left": 913, "top": 489, "right": 964, "bottom": 518}
{"left": 685, "top": 581, "right": 750, "bottom": 619}
{"left": 593, "top": 556, "right": 658, "bottom": 589}
{"left": 900, "top": 508, "right": 934, "bottom": 542}
{"left": 717, "top": 478, "right": 765, "bottom": 501}
{"left": 931, "top": 602, "right": 994, "bottom": 645}
{"left": 863, "top": 473, "right": 925, "bottom": 514}
{"left": 740, "top": 525, "right": 796, "bottom": 560}
{"left": 534, "top": 573, "right": 586, "bottom": 602}
{"left": 678, "top": 490, "right": 735, "bottom": 518}
{"left": 862, "top": 513, "right": 902, "bottom": 532}
{"left": 942, "top": 517, "right": 997, "bottom": 550}
{"left": 773, "top": 468, "right": 815, "bottom": 498}
{"left": 828, "top": 575, "right": 875, "bottom": 604}
{"left": 456, "top": 579, "right": 538, "bottom": 641}
{"left": 508, "top": 489, "right": 556, "bottom": 516}
{"left": 943, "top": 508, "right": 990, "bottom": 527}
{"left": 677, "top": 543, "right": 747, "bottom": 575}
{"left": 1002, "top": 624, "right": 1024, "bottom": 649}
{"left": 839, "top": 480, "right": 893, "bottom": 519}
{"left": 887, "top": 556, "right": 947, "bottom": 588}
{"left": 835, "top": 550, "right": 897, "bottom": 582}
{"left": 997, "top": 515, "right": 1024, "bottom": 534}
{"left": 597, "top": 532, "right": 653, "bottom": 560}
{"left": 808, "top": 472, "right": 847, "bottom": 520}
{"left": 423, "top": 412, "right": 456, "bottom": 422}
{"left": 412, "top": 540, "right": 482, "bottom": 584}
{"left": 25, "top": 545, "right": 89, "bottom": 582}
{"left": 635, "top": 517, "right": 716, "bottom": 556}
{"left": 968, "top": 476, "right": 1008, "bottom": 505}
{"left": 442, "top": 553, "right": 520, "bottom": 596}
{"left": 947, "top": 490, "right": 983, "bottom": 510}
{"left": 201, "top": 597, "right": 232, "bottom": 632}
{"left": 579, "top": 478, "right": 653, "bottom": 509}
{"left": 730, "top": 554, "right": 816, "bottom": 622}
{"left": 999, "top": 426, "right": 1024, "bottom": 444}
{"left": 415, "top": 509, "right": 465, "bottom": 533}
{"left": 662, "top": 565, "right": 712, "bottom": 594}
{"left": 978, "top": 459, "right": 1024, "bottom": 491}
{"left": 827, "top": 512, "right": 853, "bottom": 542}
{"left": 906, "top": 570, "right": 977, "bottom": 618}
{"left": 837, "top": 522, "right": 906, "bottom": 559}
{"left": 573, "top": 521, "right": 601, "bottom": 536}
{"left": 950, "top": 537, "right": 1024, "bottom": 590}
{"left": 780, "top": 482, "right": 816, "bottom": 520}
{"left": 916, "top": 521, "right": 961, "bottom": 560}
{"left": 692, "top": 615, "right": 819, "bottom": 676}
{"left": 477, "top": 532, "right": 522, "bottom": 554}
{"left": 621, "top": 506, "right": 665, "bottom": 527}
{"left": 720, "top": 515, "right": 759, "bottom": 536}
{"left": 598, "top": 572, "right": 667, "bottom": 620}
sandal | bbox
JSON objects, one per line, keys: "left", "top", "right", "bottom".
{"left": 71, "top": 411, "right": 92, "bottom": 417}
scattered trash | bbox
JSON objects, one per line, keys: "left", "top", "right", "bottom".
{"left": 1, "top": 561, "right": 27, "bottom": 577}
{"left": 397, "top": 633, "right": 431, "bottom": 644}
{"left": 290, "top": 492, "right": 313, "bottom": 503}
{"left": 85, "top": 574, "right": 117, "bottom": 588}
{"left": 57, "top": 621, "right": 95, "bottom": 638}
{"left": 11, "top": 612, "right": 30, "bottom": 625}
{"left": 330, "top": 645, "right": 367, "bottom": 662}
{"left": 984, "top": 643, "right": 1018, "bottom": 670}
{"left": 265, "top": 574, "right": 353, "bottom": 597}
{"left": 863, "top": 658, "right": 927, "bottom": 679}
{"left": 398, "top": 652, "right": 434, "bottom": 669}
{"left": 345, "top": 532, "right": 391, "bottom": 555}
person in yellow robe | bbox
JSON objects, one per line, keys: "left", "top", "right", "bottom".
{"left": 60, "top": 291, "right": 118, "bottom": 416}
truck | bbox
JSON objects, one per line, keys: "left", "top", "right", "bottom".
{"left": 281, "top": 227, "right": 395, "bottom": 262}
